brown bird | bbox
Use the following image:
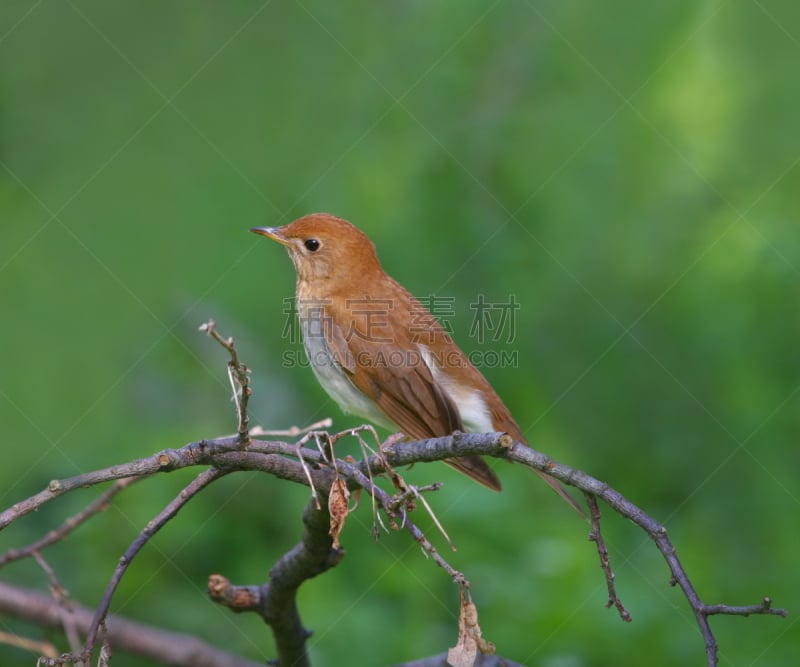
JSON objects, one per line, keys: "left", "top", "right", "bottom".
{"left": 252, "top": 213, "right": 579, "bottom": 510}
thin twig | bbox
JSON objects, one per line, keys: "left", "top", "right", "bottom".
{"left": 32, "top": 552, "right": 82, "bottom": 653}
{"left": 701, "top": 597, "right": 785, "bottom": 617}
{"left": 68, "top": 468, "right": 229, "bottom": 665}
{"left": 584, "top": 492, "right": 631, "bottom": 622}
{"left": 199, "top": 320, "right": 251, "bottom": 443}
{"left": 0, "top": 478, "right": 139, "bottom": 568}
{"left": 249, "top": 418, "right": 333, "bottom": 437}
{"left": 293, "top": 430, "right": 333, "bottom": 510}
{"left": 344, "top": 461, "right": 467, "bottom": 586}
{"left": 0, "top": 630, "right": 58, "bottom": 659}
{"left": 350, "top": 425, "right": 389, "bottom": 538}
{"left": 507, "top": 441, "right": 787, "bottom": 667}
{"left": 407, "top": 485, "right": 457, "bottom": 553}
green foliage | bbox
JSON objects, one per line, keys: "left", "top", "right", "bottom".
{"left": 1, "top": 1, "right": 797, "bottom": 665}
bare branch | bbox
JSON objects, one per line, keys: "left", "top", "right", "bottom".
{"left": 505, "top": 439, "right": 787, "bottom": 667}
{"left": 75, "top": 468, "right": 229, "bottom": 665}
{"left": 701, "top": 597, "right": 786, "bottom": 617}
{"left": 31, "top": 551, "right": 82, "bottom": 654}
{"left": 0, "top": 439, "right": 321, "bottom": 529}
{"left": 585, "top": 492, "right": 631, "bottom": 623}
{"left": 0, "top": 425, "right": 786, "bottom": 667}
{"left": 0, "top": 464, "right": 157, "bottom": 530}
{"left": 0, "top": 582, "right": 264, "bottom": 667}
{"left": 249, "top": 417, "right": 333, "bottom": 437}
{"left": 200, "top": 320, "right": 251, "bottom": 443}
{"left": 0, "top": 629, "right": 58, "bottom": 659}
{"left": 341, "top": 458, "right": 468, "bottom": 587}
{"left": 209, "top": 497, "right": 344, "bottom": 667}
{"left": 0, "top": 478, "right": 138, "bottom": 568}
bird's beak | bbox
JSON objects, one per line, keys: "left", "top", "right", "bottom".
{"left": 250, "top": 226, "right": 291, "bottom": 247}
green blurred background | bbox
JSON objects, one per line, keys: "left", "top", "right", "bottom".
{"left": 1, "top": 1, "right": 798, "bottom": 665}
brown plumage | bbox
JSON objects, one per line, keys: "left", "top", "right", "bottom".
{"left": 252, "top": 213, "right": 581, "bottom": 511}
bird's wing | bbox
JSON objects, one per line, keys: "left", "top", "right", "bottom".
{"left": 322, "top": 300, "right": 502, "bottom": 491}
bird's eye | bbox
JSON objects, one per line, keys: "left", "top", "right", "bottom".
{"left": 304, "top": 239, "right": 320, "bottom": 252}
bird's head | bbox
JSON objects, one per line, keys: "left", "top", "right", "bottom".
{"left": 251, "top": 213, "right": 382, "bottom": 290}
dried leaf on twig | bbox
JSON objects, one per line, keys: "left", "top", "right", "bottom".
{"left": 328, "top": 476, "right": 350, "bottom": 549}
{"left": 446, "top": 589, "right": 495, "bottom": 667}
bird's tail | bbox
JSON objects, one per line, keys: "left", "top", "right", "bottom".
{"left": 446, "top": 451, "right": 587, "bottom": 519}
{"left": 444, "top": 455, "right": 502, "bottom": 491}
{"left": 534, "top": 468, "right": 587, "bottom": 518}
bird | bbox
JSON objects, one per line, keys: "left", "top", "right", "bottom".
{"left": 251, "top": 213, "right": 580, "bottom": 511}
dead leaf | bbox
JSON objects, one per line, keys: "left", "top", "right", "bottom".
{"left": 328, "top": 476, "right": 350, "bottom": 549}
{"left": 447, "top": 591, "right": 495, "bottom": 667}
